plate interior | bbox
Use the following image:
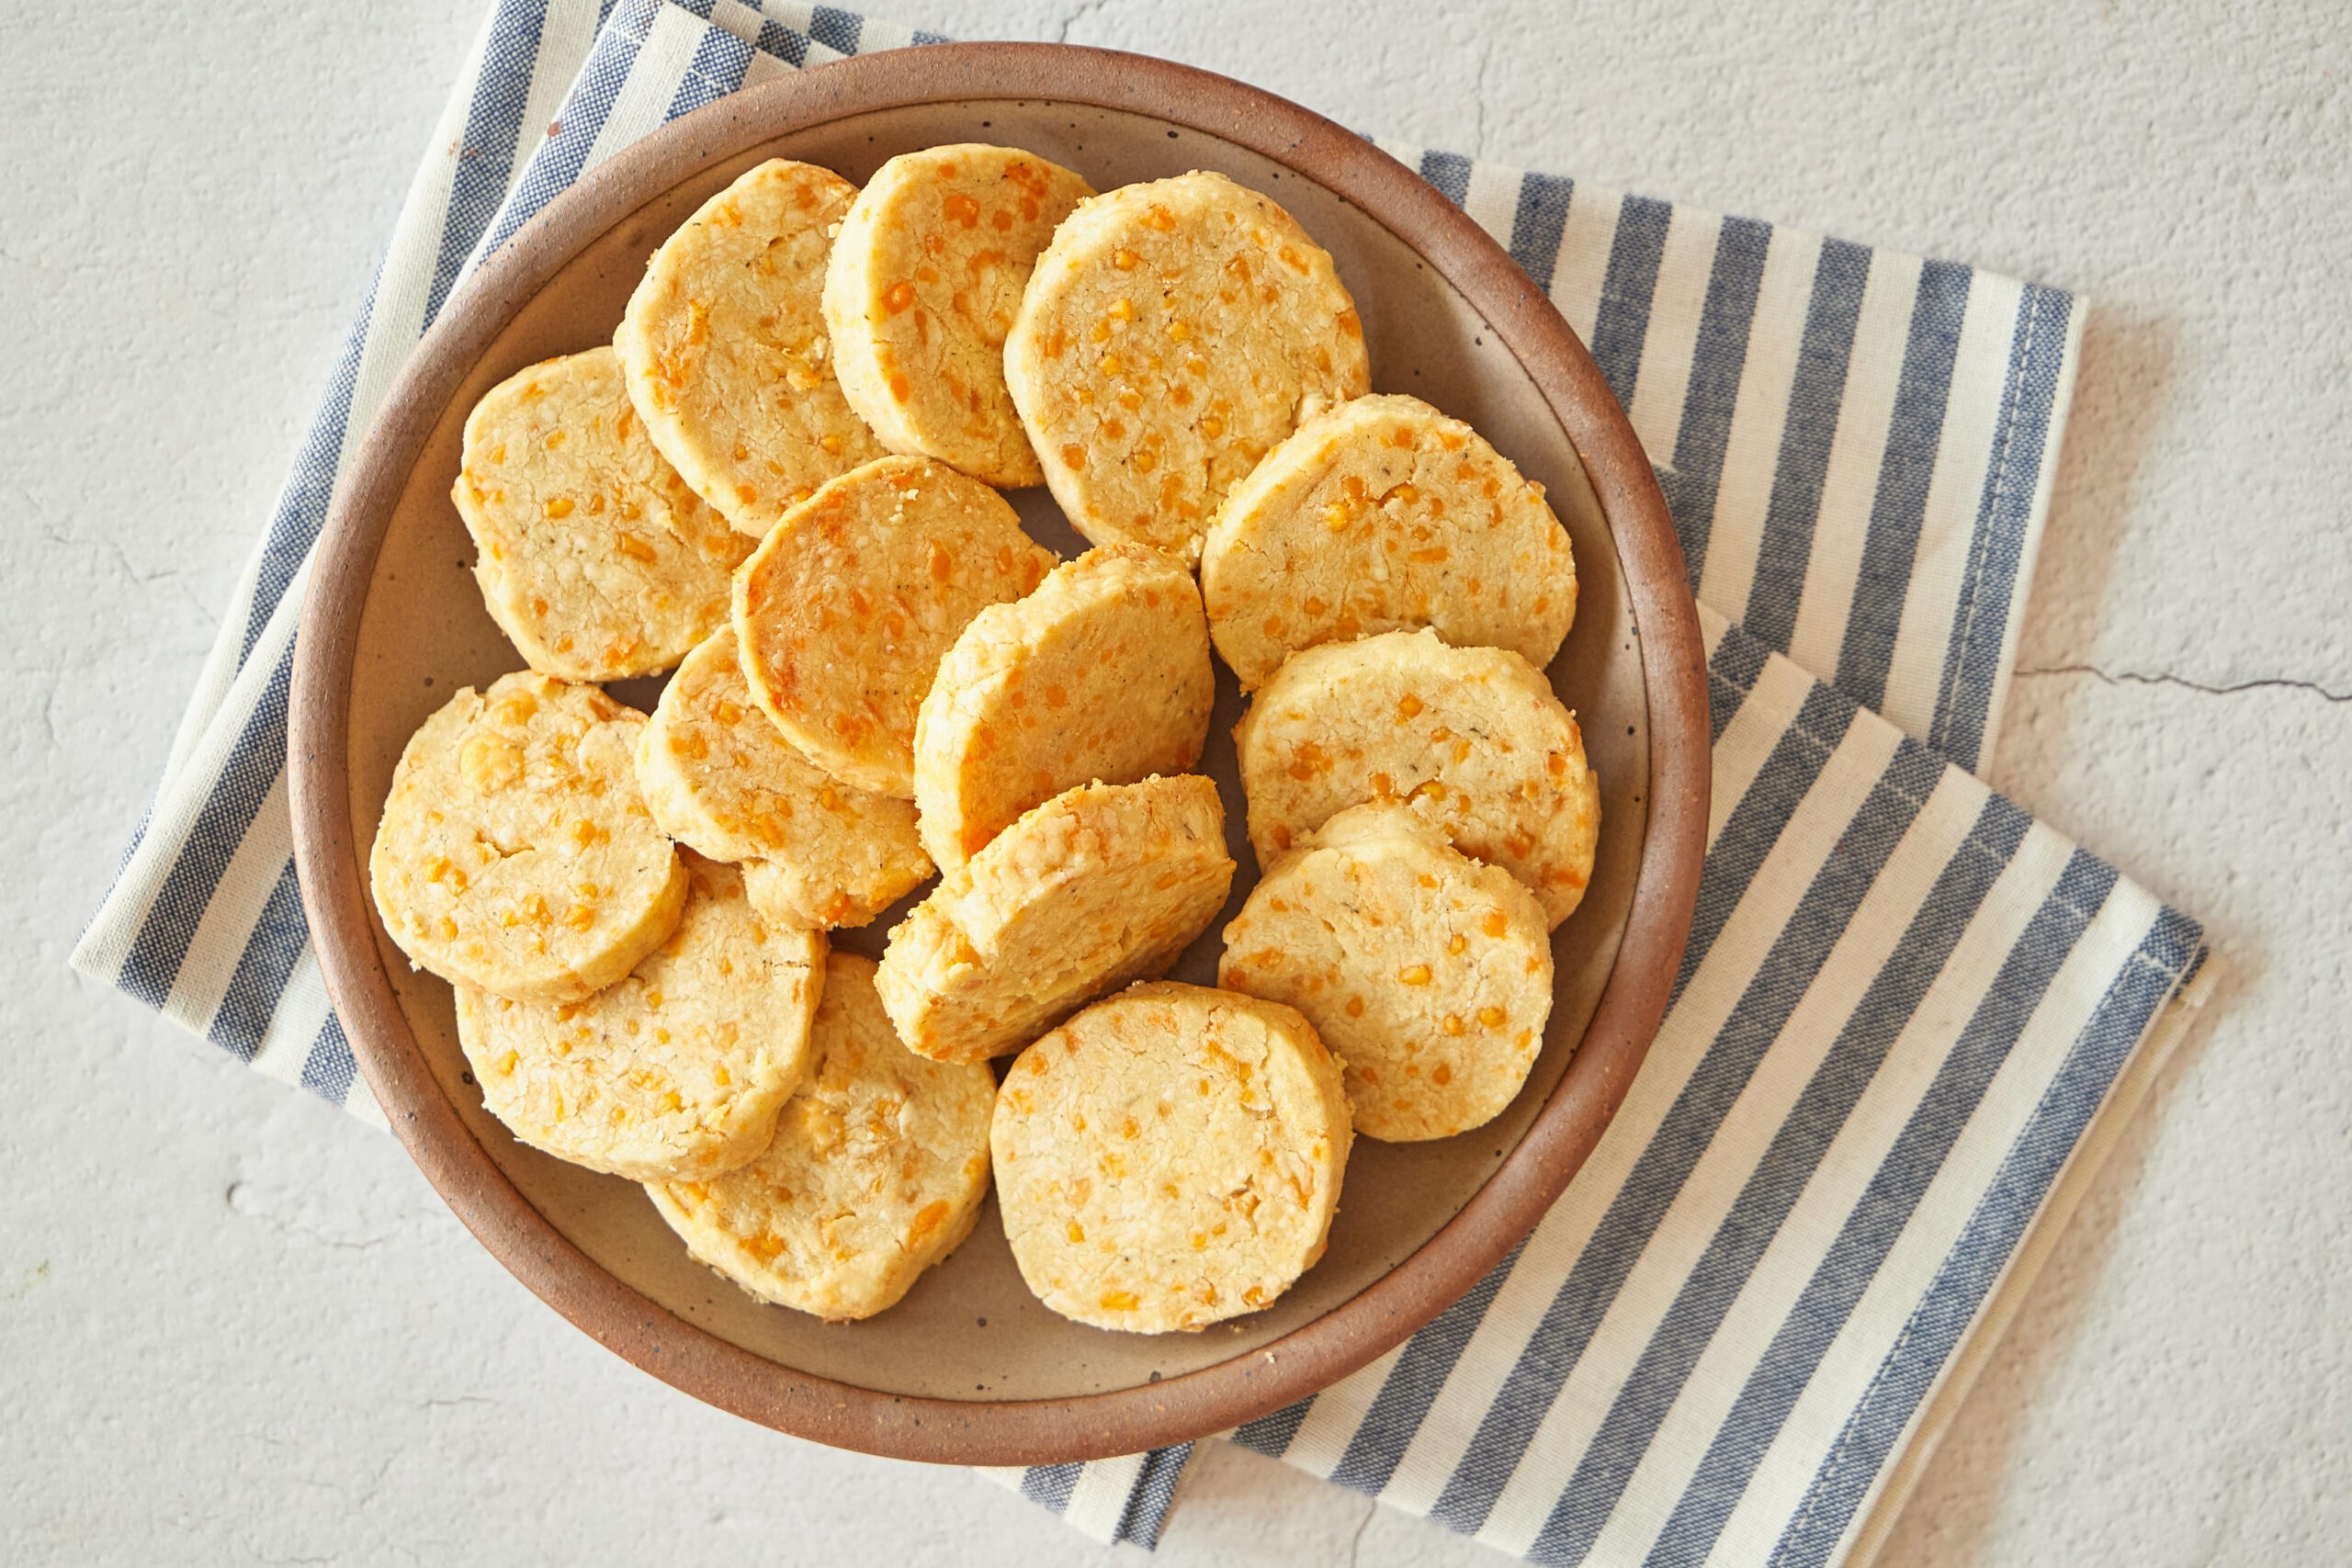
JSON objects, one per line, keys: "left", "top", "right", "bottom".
{"left": 342, "top": 98, "right": 1651, "bottom": 1403}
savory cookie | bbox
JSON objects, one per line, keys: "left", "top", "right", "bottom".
{"left": 993, "top": 981, "right": 1351, "bottom": 1333}
{"left": 1003, "top": 170, "right": 1370, "bottom": 562}
{"left": 912, "top": 543, "right": 1214, "bottom": 871}
{"left": 614, "top": 158, "right": 886, "bottom": 537}
{"left": 734, "top": 455, "right": 1056, "bottom": 797}
{"left": 455, "top": 856, "right": 824, "bottom": 1181}
{"left": 822, "top": 143, "right": 1094, "bottom": 487}
{"left": 453, "top": 346, "right": 752, "bottom": 682}
{"left": 637, "top": 625, "right": 933, "bottom": 928}
{"left": 369, "top": 672, "right": 686, "bottom": 1002}
{"left": 1219, "top": 803, "right": 1554, "bottom": 1141}
{"left": 1199, "top": 392, "right": 1578, "bottom": 689}
{"left": 1234, "top": 629, "right": 1600, "bottom": 927}
{"left": 647, "top": 953, "right": 994, "bottom": 1321}
{"left": 876, "top": 775, "right": 1235, "bottom": 1064}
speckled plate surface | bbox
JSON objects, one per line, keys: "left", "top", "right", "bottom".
{"left": 288, "top": 42, "right": 1707, "bottom": 1466}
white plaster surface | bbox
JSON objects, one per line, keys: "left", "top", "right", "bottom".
{"left": 3, "top": 0, "right": 2346, "bottom": 1562}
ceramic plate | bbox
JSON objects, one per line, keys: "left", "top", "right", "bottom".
{"left": 288, "top": 42, "right": 1707, "bottom": 1465}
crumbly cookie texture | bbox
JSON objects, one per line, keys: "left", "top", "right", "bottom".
{"left": 1219, "top": 803, "right": 1554, "bottom": 1141}
{"left": 647, "top": 953, "right": 995, "bottom": 1321}
{"left": 913, "top": 543, "right": 1214, "bottom": 871}
{"left": 1003, "top": 170, "right": 1370, "bottom": 563}
{"left": 614, "top": 158, "right": 886, "bottom": 538}
{"left": 369, "top": 672, "right": 687, "bottom": 1002}
{"left": 452, "top": 346, "right": 752, "bottom": 682}
{"left": 823, "top": 143, "right": 1094, "bottom": 487}
{"left": 876, "top": 775, "right": 1236, "bottom": 1064}
{"left": 1199, "top": 392, "right": 1578, "bottom": 689}
{"left": 733, "top": 455, "right": 1057, "bottom": 798}
{"left": 455, "top": 855, "right": 824, "bottom": 1180}
{"left": 993, "top": 981, "right": 1351, "bottom": 1333}
{"left": 636, "top": 624, "right": 932, "bottom": 928}
{"left": 1234, "top": 628, "right": 1600, "bottom": 928}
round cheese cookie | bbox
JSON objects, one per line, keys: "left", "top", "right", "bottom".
{"left": 912, "top": 543, "right": 1214, "bottom": 871}
{"left": 370, "top": 672, "right": 687, "bottom": 1003}
{"left": 734, "top": 455, "right": 1056, "bottom": 797}
{"left": 453, "top": 346, "right": 752, "bottom": 682}
{"left": 1003, "top": 170, "right": 1370, "bottom": 562}
{"left": 455, "top": 856, "right": 825, "bottom": 1181}
{"left": 647, "top": 953, "right": 994, "bottom": 1321}
{"left": 1234, "top": 629, "right": 1600, "bottom": 928}
{"left": 1219, "top": 803, "right": 1554, "bottom": 1141}
{"left": 993, "top": 981, "right": 1351, "bottom": 1333}
{"left": 636, "top": 624, "right": 933, "bottom": 927}
{"left": 876, "top": 775, "right": 1236, "bottom": 1064}
{"left": 614, "top": 158, "right": 887, "bottom": 537}
{"left": 1199, "top": 392, "right": 1578, "bottom": 689}
{"left": 822, "top": 144, "right": 1095, "bottom": 487}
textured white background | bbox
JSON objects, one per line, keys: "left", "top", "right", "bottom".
{"left": 4, "top": 1, "right": 2346, "bottom": 1562}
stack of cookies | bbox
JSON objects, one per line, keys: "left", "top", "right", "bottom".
{"left": 369, "top": 143, "right": 1598, "bottom": 1334}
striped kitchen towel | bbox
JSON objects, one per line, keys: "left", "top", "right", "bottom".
{"left": 71, "top": 2, "right": 2212, "bottom": 1564}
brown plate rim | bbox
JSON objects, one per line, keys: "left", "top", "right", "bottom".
{"left": 287, "top": 40, "right": 1709, "bottom": 1467}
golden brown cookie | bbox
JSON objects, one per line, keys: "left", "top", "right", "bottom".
{"left": 455, "top": 856, "right": 824, "bottom": 1180}
{"left": 1219, "top": 803, "right": 1554, "bottom": 1141}
{"left": 369, "top": 672, "right": 686, "bottom": 1002}
{"left": 912, "top": 543, "right": 1214, "bottom": 871}
{"left": 822, "top": 143, "right": 1094, "bottom": 486}
{"left": 646, "top": 953, "right": 994, "bottom": 1320}
{"left": 1234, "top": 629, "right": 1600, "bottom": 927}
{"left": 1003, "top": 170, "right": 1370, "bottom": 562}
{"left": 875, "top": 775, "right": 1236, "bottom": 1063}
{"left": 453, "top": 346, "right": 752, "bottom": 682}
{"left": 636, "top": 624, "right": 933, "bottom": 927}
{"left": 993, "top": 981, "right": 1351, "bottom": 1333}
{"left": 733, "top": 455, "right": 1057, "bottom": 797}
{"left": 614, "top": 159, "right": 887, "bottom": 537}
{"left": 1199, "top": 392, "right": 1577, "bottom": 689}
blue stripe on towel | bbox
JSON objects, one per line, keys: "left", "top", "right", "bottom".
{"left": 119, "top": 645, "right": 294, "bottom": 1010}
{"left": 668, "top": 17, "right": 757, "bottom": 114}
{"left": 1586, "top": 197, "right": 1674, "bottom": 408}
{"left": 208, "top": 863, "right": 311, "bottom": 1062}
{"left": 1740, "top": 239, "right": 1872, "bottom": 649}
{"left": 1329, "top": 1237, "right": 1530, "bottom": 1493}
{"left": 1506, "top": 172, "right": 1574, "bottom": 293}
{"left": 1833, "top": 261, "right": 1972, "bottom": 714}
{"left": 1659, "top": 216, "right": 1773, "bottom": 584}
{"left": 1418, "top": 149, "right": 1473, "bottom": 209}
